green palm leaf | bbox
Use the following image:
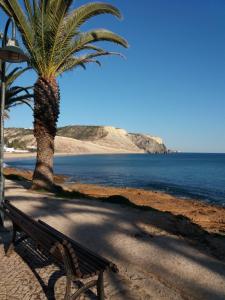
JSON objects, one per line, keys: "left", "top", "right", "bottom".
{"left": 0, "top": 0, "right": 128, "bottom": 77}
{"left": 0, "top": 66, "right": 34, "bottom": 113}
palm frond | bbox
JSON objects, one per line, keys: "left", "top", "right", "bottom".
{"left": 57, "top": 2, "right": 123, "bottom": 51}
{"left": 0, "top": 1, "right": 128, "bottom": 78}
{"left": 66, "top": 2, "right": 122, "bottom": 28}
{"left": 57, "top": 50, "right": 124, "bottom": 75}
{"left": 0, "top": 66, "right": 34, "bottom": 113}
{"left": 6, "top": 67, "right": 32, "bottom": 87}
{"left": 55, "top": 29, "right": 128, "bottom": 72}
{"left": 79, "top": 44, "right": 107, "bottom": 53}
{"left": 7, "top": 85, "right": 33, "bottom": 98}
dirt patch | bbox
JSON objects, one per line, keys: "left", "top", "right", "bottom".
{"left": 4, "top": 167, "right": 68, "bottom": 184}
{"left": 63, "top": 183, "right": 225, "bottom": 235}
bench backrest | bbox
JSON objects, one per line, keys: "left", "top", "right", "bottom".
{"left": 38, "top": 219, "right": 118, "bottom": 273}
{"left": 3, "top": 201, "right": 72, "bottom": 268}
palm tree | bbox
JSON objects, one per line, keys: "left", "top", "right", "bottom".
{"left": 1, "top": 66, "right": 33, "bottom": 116}
{"left": 0, "top": 1, "right": 128, "bottom": 191}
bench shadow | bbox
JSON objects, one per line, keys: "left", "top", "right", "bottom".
{"left": 4, "top": 229, "right": 98, "bottom": 300}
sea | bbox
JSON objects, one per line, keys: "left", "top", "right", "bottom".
{"left": 5, "top": 153, "right": 225, "bottom": 206}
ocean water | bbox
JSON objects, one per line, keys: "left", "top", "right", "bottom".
{"left": 5, "top": 153, "right": 225, "bottom": 206}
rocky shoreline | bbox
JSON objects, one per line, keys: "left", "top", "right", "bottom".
{"left": 64, "top": 183, "right": 225, "bottom": 234}
{"left": 3, "top": 166, "right": 225, "bottom": 294}
{"left": 4, "top": 166, "right": 225, "bottom": 235}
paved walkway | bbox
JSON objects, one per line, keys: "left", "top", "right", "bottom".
{"left": 1, "top": 179, "right": 225, "bottom": 300}
{"left": 0, "top": 228, "right": 46, "bottom": 299}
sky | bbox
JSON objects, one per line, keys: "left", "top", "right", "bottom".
{"left": 1, "top": 0, "right": 225, "bottom": 153}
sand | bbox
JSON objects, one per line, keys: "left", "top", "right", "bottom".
{"left": 4, "top": 152, "right": 85, "bottom": 159}
{"left": 4, "top": 152, "right": 37, "bottom": 159}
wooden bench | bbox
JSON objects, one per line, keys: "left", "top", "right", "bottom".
{"left": 3, "top": 200, "right": 118, "bottom": 300}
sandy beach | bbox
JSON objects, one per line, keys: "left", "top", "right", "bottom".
{"left": 4, "top": 152, "right": 37, "bottom": 159}
{"left": 4, "top": 152, "right": 86, "bottom": 159}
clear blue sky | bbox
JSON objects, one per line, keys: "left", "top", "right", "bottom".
{"left": 1, "top": 0, "right": 225, "bottom": 153}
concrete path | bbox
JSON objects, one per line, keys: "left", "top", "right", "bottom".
{"left": 0, "top": 229, "right": 46, "bottom": 299}
{"left": 2, "top": 179, "right": 225, "bottom": 300}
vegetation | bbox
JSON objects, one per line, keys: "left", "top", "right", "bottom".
{"left": 5, "top": 138, "right": 27, "bottom": 150}
{"left": 5, "top": 127, "right": 33, "bottom": 137}
{"left": 57, "top": 125, "right": 108, "bottom": 140}
{"left": 0, "top": 66, "right": 33, "bottom": 118}
{"left": 0, "top": 0, "right": 128, "bottom": 191}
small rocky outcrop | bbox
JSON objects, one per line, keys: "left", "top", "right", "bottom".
{"left": 128, "top": 133, "right": 167, "bottom": 153}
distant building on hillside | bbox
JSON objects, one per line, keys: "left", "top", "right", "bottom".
{"left": 4, "top": 146, "right": 15, "bottom": 153}
{"left": 4, "top": 146, "right": 29, "bottom": 153}
{"left": 27, "top": 146, "right": 37, "bottom": 152}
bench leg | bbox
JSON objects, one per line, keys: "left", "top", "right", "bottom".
{"left": 65, "top": 275, "right": 72, "bottom": 300}
{"left": 97, "top": 271, "right": 104, "bottom": 300}
{"left": 5, "top": 223, "right": 17, "bottom": 256}
{"left": 71, "top": 280, "right": 97, "bottom": 300}
{"left": 56, "top": 243, "right": 73, "bottom": 300}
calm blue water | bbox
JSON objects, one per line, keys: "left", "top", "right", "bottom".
{"left": 5, "top": 153, "right": 225, "bottom": 206}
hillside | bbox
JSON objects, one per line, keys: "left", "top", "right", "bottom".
{"left": 4, "top": 125, "right": 167, "bottom": 154}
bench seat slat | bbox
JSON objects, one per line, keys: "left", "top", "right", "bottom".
{"left": 63, "top": 239, "right": 110, "bottom": 274}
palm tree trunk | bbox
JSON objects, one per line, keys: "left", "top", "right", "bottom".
{"left": 32, "top": 77, "right": 60, "bottom": 191}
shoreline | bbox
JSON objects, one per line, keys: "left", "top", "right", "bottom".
{"left": 4, "top": 152, "right": 92, "bottom": 159}
{"left": 4, "top": 152, "right": 223, "bottom": 207}
{"left": 63, "top": 182, "right": 225, "bottom": 234}
{"left": 3, "top": 166, "right": 225, "bottom": 235}
{"left": 4, "top": 151, "right": 150, "bottom": 160}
